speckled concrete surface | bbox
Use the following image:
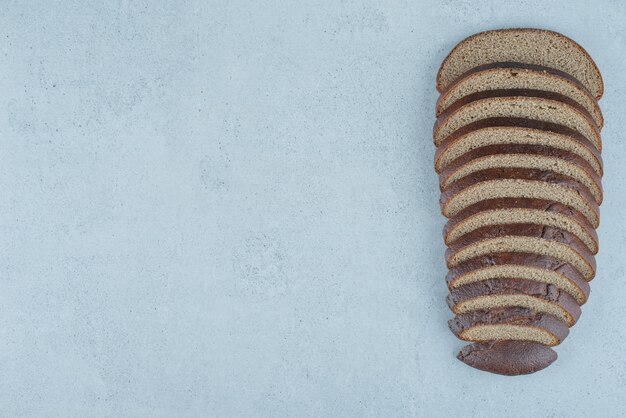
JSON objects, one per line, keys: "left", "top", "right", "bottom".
{"left": 1, "top": 1, "right": 625, "bottom": 416}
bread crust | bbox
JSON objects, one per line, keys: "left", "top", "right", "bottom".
{"left": 434, "top": 118, "right": 603, "bottom": 176}
{"left": 456, "top": 340, "right": 557, "bottom": 375}
{"left": 436, "top": 62, "right": 603, "bottom": 128}
{"left": 446, "top": 278, "right": 581, "bottom": 326}
{"left": 443, "top": 198, "right": 599, "bottom": 254}
{"left": 445, "top": 252, "right": 591, "bottom": 304}
{"left": 436, "top": 28, "right": 604, "bottom": 99}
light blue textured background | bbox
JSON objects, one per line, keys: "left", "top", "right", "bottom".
{"left": 2, "top": 1, "right": 625, "bottom": 416}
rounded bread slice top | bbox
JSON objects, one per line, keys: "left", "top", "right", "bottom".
{"left": 446, "top": 277, "right": 581, "bottom": 327}
{"left": 436, "top": 28, "right": 603, "bottom": 99}
{"left": 436, "top": 62, "right": 603, "bottom": 128}
{"left": 434, "top": 118, "right": 603, "bottom": 177}
{"left": 438, "top": 146, "right": 603, "bottom": 204}
{"left": 456, "top": 340, "right": 557, "bottom": 375}
{"left": 445, "top": 223, "right": 596, "bottom": 280}
{"left": 449, "top": 307, "right": 569, "bottom": 347}
{"left": 439, "top": 168, "right": 600, "bottom": 228}
{"left": 444, "top": 198, "right": 599, "bottom": 254}
{"left": 446, "top": 252, "right": 592, "bottom": 300}
{"left": 433, "top": 93, "right": 601, "bottom": 151}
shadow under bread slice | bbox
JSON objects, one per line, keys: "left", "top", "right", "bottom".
{"left": 434, "top": 118, "right": 603, "bottom": 177}
{"left": 436, "top": 28, "right": 603, "bottom": 99}
{"left": 446, "top": 277, "right": 581, "bottom": 327}
{"left": 449, "top": 307, "right": 569, "bottom": 347}
{"left": 457, "top": 340, "right": 557, "bottom": 376}
{"left": 444, "top": 198, "right": 598, "bottom": 254}
{"left": 436, "top": 62, "right": 603, "bottom": 128}
{"left": 433, "top": 90, "right": 601, "bottom": 150}
{"left": 446, "top": 253, "right": 590, "bottom": 305}
{"left": 438, "top": 144, "right": 602, "bottom": 204}
{"left": 439, "top": 168, "right": 600, "bottom": 228}
{"left": 445, "top": 224, "right": 596, "bottom": 281}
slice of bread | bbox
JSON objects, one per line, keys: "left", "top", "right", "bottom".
{"left": 444, "top": 199, "right": 598, "bottom": 254}
{"left": 436, "top": 63, "right": 603, "bottom": 128}
{"left": 440, "top": 168, "right": 600, "bottom": 228}
{"left": 445, "top": 224, "right": 596, "bottom": 280}
{"left": 446, "top": 252, "right": 590, "bottom": 304}
{"left": 439, "top": 148, "right": 602, "bottom": 204}
{"left": 446, "top": 278, "right": 581, "bottom": 326}
{"left": 434, "top": 118, "right": 603, "bottom": 177}
{"left": 436, "top": 28, "right": 603, "bottom": 99}
{"left": 449, "top": 308, "right": 569, "bottom": 346}
{"left": 457, "top": 340, "right": 557, "bottom": 376}
{"left": 433, "top": 94, "right": 601, "bottom": 150}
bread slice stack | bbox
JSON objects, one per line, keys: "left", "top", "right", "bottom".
{"left": 434, "top": 29, "right": 604, "bottom": 375}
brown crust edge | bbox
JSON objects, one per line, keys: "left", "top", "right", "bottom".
{"left": 456, "top": 340, "right": 557, "bottom": 376}
{"left": 449, "top": 307, "right": 570, "bottom": 346}
{"left": 444, "top": 223, "right": 597, "bottom": 280}
{"left": 433, "top": 118, "right": 603, "bottom": 176}
{"left": 443, "top": 198, "right": 599, "bottom": 254}
{"left": 435, "top": 62, "right": 603, "bottom": 128}
{"left": 436, "top": 28, "right": 603, "bottom": 99}
{"left": 433, "top": 90, "right": 601, "bottom": 150}
{"left": 438, "top": 143, "right": 603, "bottom": 204}
{"left": 446, "top": 278, "right": 582, "bottom": 326}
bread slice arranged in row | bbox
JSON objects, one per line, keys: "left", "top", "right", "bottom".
{"left": 433, "top": 29, "right": 604, "bottom": 375}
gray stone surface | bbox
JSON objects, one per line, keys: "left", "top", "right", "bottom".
{"left": 1, "top": 0, "right": 625, "bottom": 416}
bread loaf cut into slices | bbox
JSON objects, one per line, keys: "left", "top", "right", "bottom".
{"left": 449, "top": 308, "right": 569, "bottom": 346}
{"left": 444, "top": 198, "right": 598, "bottom": 254}
{"left": 436, "top": 28, "right": 603, "bottom": 99}
{"left": 439, "top": 168, "right": 600, "bottom": 228}
{"left": 434, "top": 118, "right": 603, "bottom": 177}
{"left": 439, "top": 148, "right": 603, "bottom": 204}
{"left": 446, "top": 278, "right": 581, "bottom": 326}
{"left": 433, "top": 94, "right": 601, "bottom": 151}
{"left": 445, "top": 224, "right": 596, "bottom": 280}
{"left": 446, "top": 253, "right": 590, "bottom": 304}
{"left": 436, "top": 62, "right": 603, "bottom": 128}
{"left": 457, "top": 340, "right": 557, "bottom": 375}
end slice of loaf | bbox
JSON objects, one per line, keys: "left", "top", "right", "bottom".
{"left": 446, "top": 278, "right": 581, "bottom": 326}
{"left": 457, "top": 340, "right": 557, "bottom": 376}
{"left": 446, "top": 253, "right": 591, "bottom": 303}
{"left": 433, "top": 94, "right": 601, "bottom": 150}
{"left": 440, "top": 168, "right": 600, "bottom": 228}
{"left": 444, "top": 199, "right": 598, "bottom": 254}
{"left": 436, "top": 28, "right": 603, "bottom": 99}
{"left": 439, "top": 149, "right": 602, "bottom": 204}
{"left": 449, "top": 308, "right": 569, "bottom": 346}
{"left": 436, "top": 62, "right": 603, "bottom": 128}
{"left": 434, "top": 118, "right": 603, "bottom": 177}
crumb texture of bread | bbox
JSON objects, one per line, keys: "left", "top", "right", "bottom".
{"left": 434, "top": 119, "right": 603, "bottom": 176}
{"left": 436, "top": 28, "right": 604, "bottom": 99}
{"left": 436, "top": 64, "right": 603, "bottom": 127}
{"left": 434, "top": 96, "right": 601, "bottom": 151}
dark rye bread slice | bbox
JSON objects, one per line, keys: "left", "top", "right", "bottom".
{"left": 436, "top": 28, "right": 603, "bottom": 99}
{"left": 446, "top": 278, "right": 581, "bottom": 326}
{"left": 438, "top": 144, "right": 603, "bottom": 204}
{"left": 434, "top": 118, "right": 603, "bottom": 177}
{"left": 446, "top": 253, "right": 590, "bottom": 304}
{"left": 457, "top": 340, "right": 557, "bottom": 376}
{"left": 436, "top": 62, "right": 603, "bottom": 128}
{"left": 439, "top": 168, "right": 600, "bottom": 228}
{"left": 449, "top": 308, "right": 569, "bottom": 346}
{"left": 444, "top": 198, "right": 599, "bottom": 254}
{"left": 433, "top": 90, "right": 601, "bottom": 150}
{"left": 445, "top": 224, "right": 596, "bottom": 281}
